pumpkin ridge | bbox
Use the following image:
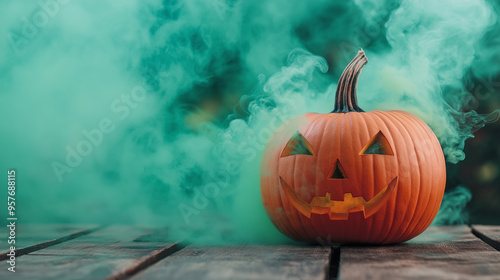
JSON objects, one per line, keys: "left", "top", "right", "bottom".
{"left": 276, "top": 144, "right": 303, "bottom": 240}
{"left": 310, "top": 115, "right": 329, "bottom": 198}
{"left": 293, "top": 116, "right": 323, "bottom": 240}
{"left": 399, "top": 112, "right": 444, "bottom": 239}
{"left": 311, "top": 115, "right": 338, "bottom": 241}
{"left": 328, "top": 115, "right": 340, "bottom": 148}
{"left": 368, "top": 112, "right": 398, "bottom": 242}
{"left": 357, "top": 113, "right": 376, "bottom": 241}
{"left": 400, "top": 113, "right": 442, "bottom": 240}
{"left": 341, "top": 114, "right": 363, "bottom": 239}
{"left": 287, "top": 155, "right": 309, "bottom": 240}
{"left": 381, "top": 111, "right": 424, "bottom": 242}
{"left": 317, "top": 116, "right": 336, "bottom": 197}
{"left": 267, "top": 156, "right": 295, "bottom": 239}
{"left": 269, "top": 130, "right": 298, "bottom": 239}
{"left": 292, "top": 151, "right": 318, "bottom": 241}
{"left": 368, "top": 111, "right": 404, "bottom": 242}
{"left": 361, "top": 113, "right": 393, "bottom": 241}
{"left": 396, "top": 113, "right": 435, "bottom": 241}
{"left": 383, "top": 111, "right": 424, "bottom": 243}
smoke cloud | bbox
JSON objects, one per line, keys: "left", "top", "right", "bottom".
{"left": 1, "top": 0, "right": 498, "bottom": 243}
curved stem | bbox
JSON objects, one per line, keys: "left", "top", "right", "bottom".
{"left": 332, "top": 49, "right": 367, "bottom": 113}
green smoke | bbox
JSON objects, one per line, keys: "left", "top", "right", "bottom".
{"left": 432, "top": 186, "right": 472, "bottom": 225}
{"left": 0, "top": 0, "right": 498, "bottom": 244}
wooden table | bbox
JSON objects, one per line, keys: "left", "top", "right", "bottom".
{"left": 1, "top": 225, "right": 499, "bottom": 279}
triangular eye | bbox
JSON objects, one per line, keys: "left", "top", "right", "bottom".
{"left": 360, "top": 131, "right": 394, "bottom": 155}
{"left": 280, "top": 131, "right": 315, "bottom": 157}
{"left": 329, "top": 159, "right": 348, "bottom": 179}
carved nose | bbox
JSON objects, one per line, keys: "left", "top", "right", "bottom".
{"left": 329, "top": 159, "right": 347, "bottom": 179}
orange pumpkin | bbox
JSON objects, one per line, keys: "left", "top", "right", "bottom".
{"left": 260, "top": 50, "right": 446, "bottom": 244}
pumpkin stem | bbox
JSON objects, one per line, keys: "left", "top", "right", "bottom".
{"left": 332, "top": 49, "right": 367, "bottom": 113}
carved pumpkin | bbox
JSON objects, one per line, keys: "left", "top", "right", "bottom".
{"left": 260, "top": 50, "right": 446, "bottom": 244}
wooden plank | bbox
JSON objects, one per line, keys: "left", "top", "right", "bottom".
{"left": 131, "top": 245, "right": 331, "bottom": 280}
{"left": 339, "top": 225, "right": 500, "bottom": 279}
{"left": 0, "top": 224, "right": 98, "bottom": 260}
{"left": 472, "top": 225, "right": 500, "bottom": 251}
{"left": 106, "top": 242, "right": 184, "bottom": 280}
{"left": 0, "top": 225, "right": 178, "bottom": 279}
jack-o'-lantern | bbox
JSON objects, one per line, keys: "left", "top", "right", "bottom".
{"left": 260, "top": 50, "right": 446, "bottom": 244}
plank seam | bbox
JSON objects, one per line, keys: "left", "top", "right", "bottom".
{"left": 471, "top": 226, "right": 500, "bottom": 251}
{"left": 105, "top": 242, "right": 186, "bottom": 280}
{"left": 0, "top": 226, "right": 103, "bottom": 261}
{"left": 327, "top": 246, "right": 341, "bottom": 280}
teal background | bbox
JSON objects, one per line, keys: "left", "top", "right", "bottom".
{"left": 0, "top": 0, "right": 499, "bottom": 244}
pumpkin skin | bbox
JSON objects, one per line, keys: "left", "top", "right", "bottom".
{"left": 260, "top": 50, "right": 446, "bottom": 244}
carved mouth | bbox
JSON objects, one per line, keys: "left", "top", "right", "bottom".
{"left": 280, "top": 176, "right": 398, "bottom": 220}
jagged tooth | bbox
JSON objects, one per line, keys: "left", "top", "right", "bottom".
{"left": 343, "top": 193, "right": 353, "bottom": 201}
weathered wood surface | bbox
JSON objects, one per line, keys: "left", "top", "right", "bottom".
{"left": 0, "top": 224, "right": 98, "bottom": 260}
{"left": 339, "top": 225, "right": 500, "bottom": 280}
{"left": 131, "top": 244, "right": 331, "bottom": 280}
{"left": 0, "top": 225, "right": 176, "bottom": 279}
{"left": 1, "top": 224, "right": 500, "bottom": 279}
{"left": 472, "top": 225, "right": 500, "bottom": 251}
